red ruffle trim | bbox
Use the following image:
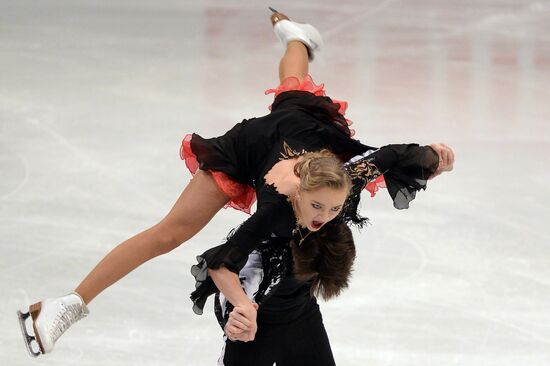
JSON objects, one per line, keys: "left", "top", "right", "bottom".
{"left": 365, "top": 175, "right": 387, "bottom": 197}
{"left": 265, "top": 75, "right": 355, "bottom": 137}
{"left": 180, "top": 134, "right": 256, "bottom": 215}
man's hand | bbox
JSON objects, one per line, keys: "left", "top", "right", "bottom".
{"left": 225, "top": 303, "right": 259, "bottom": 342}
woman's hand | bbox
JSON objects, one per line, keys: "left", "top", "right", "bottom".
{"left": 429, "top": 143, "right": 455, "bottom": 179}
{"left": 225, "top": 303, "right": 259, "bottom": 342}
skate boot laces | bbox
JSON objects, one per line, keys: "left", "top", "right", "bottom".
{"left": 48, "top": 302, "right": 87, "bottom": 342}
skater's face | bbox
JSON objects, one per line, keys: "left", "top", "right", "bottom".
{"left": 295, "top": 186, "right": 348, "bottom": 231}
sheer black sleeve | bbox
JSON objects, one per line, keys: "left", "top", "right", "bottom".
{"left": 342, "top": 144, "right": 439, "bottom": 225}
{"left": 190, "top": 193, "right": 293, "bottom": 315}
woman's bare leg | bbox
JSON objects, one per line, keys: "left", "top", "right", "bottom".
{"left": 278, "top": 40, "right": 309, "bottom": 83}
{"left": 75, "top": 170, "right": 229, "bottom": 304}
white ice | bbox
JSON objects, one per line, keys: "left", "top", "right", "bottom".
{"left": 1, "top": 1, "right": 550, "bottom": 365}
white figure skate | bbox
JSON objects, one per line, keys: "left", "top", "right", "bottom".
{"left": 17, "top": 292, "right": 89, "bottom": 357}
{"left": 269, "top": 7, "right": 324, "bottom": 61}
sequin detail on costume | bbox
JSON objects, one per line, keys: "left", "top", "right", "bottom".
{"left": 280, "top": 141, "right": 307, "bottom": 160}
{"left": 345, "top": 149, "right": 386, "bottom": 198}
{"left": 340, "top": 150, "right": 386, "bottom": 227}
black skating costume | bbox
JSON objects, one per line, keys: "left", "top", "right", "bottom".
{"left": 180, "top": 76, "right": 439, "bottom": 365}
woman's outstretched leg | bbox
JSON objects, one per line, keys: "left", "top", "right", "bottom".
{"left": 75, "top": 170, "right": 229, "bottom": 304}
{"left": 278, "top": 41, "right": 309, "bottom": 83}
{"left": 18, "top": 170, "right": 229, "bottom": 357}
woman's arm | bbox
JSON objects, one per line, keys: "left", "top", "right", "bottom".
{"left": 208, "top": 267, "right": 254, "bottom": 309}
{"left": 208, "top": 266, "right": 258, "bottom": 341}
{"left": 343, "top": 143, "right": 453, "bottom": 211}
{"left": 190, "top": 193, "right": 291, "bottom": 315}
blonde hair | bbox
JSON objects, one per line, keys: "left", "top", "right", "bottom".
{"left": 293, "top": 150, "right": 352, "bottom": 193}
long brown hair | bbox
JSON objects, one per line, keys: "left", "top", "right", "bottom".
{"left": 291, "top": 221, "right": 356, "bottom": 300}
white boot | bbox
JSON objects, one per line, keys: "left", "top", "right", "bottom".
{"left": 18, "top": 292, "right": 89, "bottom": 357}
{"left": 270, "top": 8, "right": 324, "bottom": 61}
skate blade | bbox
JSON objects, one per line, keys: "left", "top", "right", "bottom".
{"left": 17, "top": 310, "right": 42, "bottom": 357}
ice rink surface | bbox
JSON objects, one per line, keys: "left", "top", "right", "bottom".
{"left": 1, "top": 0, "right": 549, "bottom": 365}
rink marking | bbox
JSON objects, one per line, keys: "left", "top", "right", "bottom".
{"left": 24, "top": 117, "right": 165, "bottom": 210}
{"left": 323, "top": 0, "right": 398, "bottom": 39}
{"left": 0, "top": 153, "right": 29, "bottom": 201}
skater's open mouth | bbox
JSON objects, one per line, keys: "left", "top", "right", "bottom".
{"left": 311, "top": 220, "right": 324, "bottom": 230}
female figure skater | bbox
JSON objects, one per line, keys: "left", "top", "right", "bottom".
{"left": 180, "top": 10, "right": 453, "bottom": 366}
{"left": 17, "top": 8, "right": 454, "bottom": 358}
